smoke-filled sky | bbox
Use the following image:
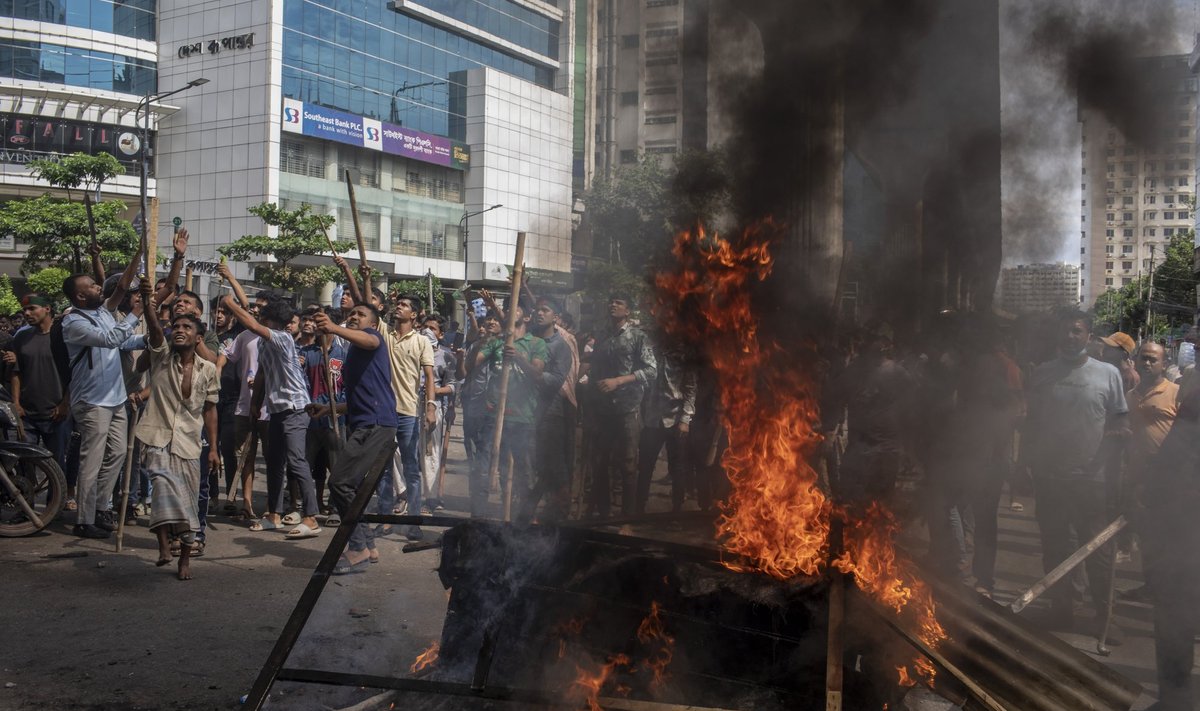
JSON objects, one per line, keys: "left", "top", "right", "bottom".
{"left": 1000, "top": 0, "right": 1196, "bottom": 266}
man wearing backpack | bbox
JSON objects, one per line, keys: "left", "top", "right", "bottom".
{"left": 61, "top": 247, "right": 146, "bottom": 539}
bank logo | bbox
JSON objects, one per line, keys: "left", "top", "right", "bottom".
{"left": 362, "top": 117, "right": 382, "bottom": 151}
{"left": 281, "top": 98, "right": 304, "bottom": 134}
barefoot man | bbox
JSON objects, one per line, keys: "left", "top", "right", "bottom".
{"left": 136, "top": 281, "right": 219, "bottom": 580}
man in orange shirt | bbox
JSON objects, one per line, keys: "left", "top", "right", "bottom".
{"left": 1128, "top": 341, "right": 1178, "bottom": 481}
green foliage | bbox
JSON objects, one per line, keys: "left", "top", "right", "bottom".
{"left": 0, "top": 195, "right": 138, "bottom": 274}
{"left": 583, "top": 151, "right": 729, "bottom": 276}
{"left": 389, "top": 274, "right": 445, "bottom": 309}
{"left": 1093, "top": 231, "right": 1197, "bottom": 338}
{"left": 0, "top": 275, "right": 19, "bottom": 316}
{"left": 583, "top": 260, "right": 648, "bottom": 315}
{"left": 26, "top": 267, "right": 71, "bottom": 307}
{"left": 29, "top": 153, "right": 124, "bottom": 199}
{"left": 218, "top": 202, "right": 353, "bottom": 292}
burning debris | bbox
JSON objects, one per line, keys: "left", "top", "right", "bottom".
{"left": 654, "top": 222, "right": 947, "bottom": 684}
{"left": 410, "top": 642, "right": 440, "bottom": 674}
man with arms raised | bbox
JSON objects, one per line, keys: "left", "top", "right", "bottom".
{"left": 136, "top": 282, "right": 219, "bottom": 579}
{"left": 311, "top": 304, "right": 394, "bottom": 573}
{"left": 61, "top": 246, "right": 145, "bottom": 539}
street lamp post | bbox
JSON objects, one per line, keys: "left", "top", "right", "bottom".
{"left": 136, "top": 77, "right": 209, "bottom": 268}
{"left": 459, "top": 203, "right": 503, "bottom": 282}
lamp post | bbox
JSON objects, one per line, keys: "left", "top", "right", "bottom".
{"left": 136, "top": 77, "right": 209, "bottom": 267}
{"left": 459, "top": 203, "right": 503, "bottom": 282}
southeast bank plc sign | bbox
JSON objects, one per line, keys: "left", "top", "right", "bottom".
{"left": 281, "top": 98, "right": 469, "bottom": 170}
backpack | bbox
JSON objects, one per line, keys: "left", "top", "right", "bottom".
{"left": 50, "top": 309, "right": 100, "bottom": 389}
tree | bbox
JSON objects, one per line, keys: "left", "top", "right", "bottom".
{"left": 218, "top": 203, "right": 354, "bottom": 293}
{"left": 0, "top": 195, "right": 138, "bottom": 274}
{"left": 29, "top": 153, "right": 124, "bottom": 200}
{"left": 0, "top": 153, "right": 138, "bottom": 274}
{"left": 390, "top": 274, "right": 446, "bottom": 309}
{"left": 0, "top": 275, "right": 20, "bottom": 316}
{"left": 1093, "top": 230, "right": 1197, "bottom": 338}
{"left": 26, "top": 266, "right": 71, "bottom": 308}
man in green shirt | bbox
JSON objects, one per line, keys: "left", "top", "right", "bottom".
{"left": 476, "top": 305, "right": 547, "bottom": 516}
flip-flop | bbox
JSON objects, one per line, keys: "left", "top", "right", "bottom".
{"left": 325, "top": 514, "right": 341, "bottom": 527}
{"left": 190, "top": 540, "right": 206, "bottom": 557}
{"left": 285, "top": 523, "right": 322, "bottom": 539}
{"left": 282, "top": 512, "right": 303, "bottom": 526}
{"left": 332, "top": 556, "right": 370, "bottom": 575}
{"left": 65, "top": 498, "right": 77, "bottom": 512}
{"left": 249, "top": 518, "right": 282, "bottom": 532}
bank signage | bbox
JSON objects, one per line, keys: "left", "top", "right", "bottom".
{"left": 281, "top": 98, "right": 469, "bottom": 170}
{"left": 0, "top": 113, "right": 148, "bottom": 171}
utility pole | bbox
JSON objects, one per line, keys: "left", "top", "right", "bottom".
{"left": 1145, "top": 243, "right": 1157, "bottom": 336}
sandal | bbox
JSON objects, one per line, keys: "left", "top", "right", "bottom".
{"left": 190, "top": 540, "right": 206, "bottom": 557}
{"left": 65, "top": 497, "right": 77, "bottom": 512}
{"left": 325, "top": 514, "right": 341, "bottom": 527}
{"left": 249, "top": 517, "right": 282, "bottom": 532}
{"left": 285, "top": 523, "right": 321, "bottom": 540}
{"left": 282, "top": 512, "right": 302, "bottom": 526}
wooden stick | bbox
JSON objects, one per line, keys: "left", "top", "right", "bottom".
{"left": 114, "top": 408, "right": 142, "bottom": 552}
{"left": 320, "top": 336, "right": 341, "bottom": 442}
{"left": 184, "top": 267, "right": 194, "bottom": 292}
{"left": 825, "top": 520, "right": 845, "bottom": 711}
{"left": 343, "top": 170, "right": 371, "bottom": 297}
{"left": 487, "top": 232, "right": 526, "bottom": 522}
{"left": 83, "top": 193, "right": 99, "bottom": 252}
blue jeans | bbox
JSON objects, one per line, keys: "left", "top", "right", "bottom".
{"left": 197, "top": 435, "right": 211, "bottom": 541}
{"left": 375, "top": 414, "right": 420, "bottom": 518}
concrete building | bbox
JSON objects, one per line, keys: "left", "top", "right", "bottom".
{"left": 0, "top": 0, "right": 158, "bottom": 271}
{"left": 1080, "top": 54, "right": 1196, "bottom": 308}
{"left": 153, "top": 0, "right": 576, "bottom": 300}
{"left": 996, "top": 263, "right": 1080, "bottom": 314}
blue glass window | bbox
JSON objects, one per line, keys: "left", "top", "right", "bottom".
{"left": 413, "top": 0, "right": 559, "bottom": 59}
{"left": 0, "top": 0, "right": 155, "bottom": 41}
{"left": 0, "top": 39, "right": 156, "bottom": 94}
{"left": 281, "top": 0, "right": 556, "bottom": 141}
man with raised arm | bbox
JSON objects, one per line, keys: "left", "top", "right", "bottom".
{"left": 222, "top": 293, "right": 321, "bottom": 539}
{"left": 310, "top": 304, "right": 395, "bottom": 573}
{"left": 135, "top": 281, "right": 219, "bottom": 580}
{"left": 62, "top": 245, "right": 145, "bottom": 539}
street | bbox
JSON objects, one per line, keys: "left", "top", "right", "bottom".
{"left": 0, "top": 423, "right": 1188, "bottom": 711}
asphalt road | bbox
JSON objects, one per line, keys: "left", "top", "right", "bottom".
{"left": 0, "top": 424, "right": 1190, "bottom": 710}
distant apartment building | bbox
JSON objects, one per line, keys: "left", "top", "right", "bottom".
{"left": 1080, "top": 54, "right": 1197, "bottom": 307}
{"left": 997, "top": 263, "right": 1080, "bottom": 314}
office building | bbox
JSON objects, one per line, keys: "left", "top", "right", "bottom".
{"left": 997, "top": 262, "right": 1080, "bottom": 314}
{"left": 1080, "top": 54, "right": 1196, "bottom": 307}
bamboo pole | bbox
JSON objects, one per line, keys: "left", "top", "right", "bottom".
{"left": 486, "top": 232, "right": 526, "bottom": 522}
{"left": 83, "top": 193, "right": 99, "bottom": 252}
{"left": 320, "top": 336, "right": 341, "bottom": 441}
{"left": 343, "top": 170, "right": 371, "bottom": 297}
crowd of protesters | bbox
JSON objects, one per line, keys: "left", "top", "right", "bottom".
{"left": 12, "top": 236, "right": 1200, "bottom": 706}
{"left": 5, "top": 236, "right": 730, "bottom": 581}
{"left": 821, "top": 309, "right": 1200, "bottom": 711}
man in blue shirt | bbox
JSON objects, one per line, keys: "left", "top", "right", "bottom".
{"left": 312, "top": 304, "right": 395, "bottom": 574}
{"left": 62, "top": 251, "right": 145, "bottom": 539}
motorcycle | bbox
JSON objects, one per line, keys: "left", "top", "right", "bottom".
{"left": 0, "top": 401, "right": 67, "bottom": 537}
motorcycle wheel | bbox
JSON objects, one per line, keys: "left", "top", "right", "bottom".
{"left": 0, "top": 457, "right": 67, "bottom": 537}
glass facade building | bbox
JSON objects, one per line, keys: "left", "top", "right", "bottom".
{"left": 0, "top": 0, "right": 156, "bottom": 40}
{"left": 281, "top": 0, "right": 555, "bottom": 140}
{"left": 0, "top": 39, "right": 156, "bottom": 94}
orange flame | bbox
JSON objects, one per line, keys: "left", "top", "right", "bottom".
{"left": 897, "top": 665, "right": 916, "bottom": 687}
{"left": 635, "top": 601, "right": 675, "bottom": 688}
{"left": 572, "top": 654, "right": 632, "bottom": 711}
{"left": 655, "top": 223, "right": 946, "bottom": 684}
{"left": 409, "top": 641, "right": 440, "bottom": 673}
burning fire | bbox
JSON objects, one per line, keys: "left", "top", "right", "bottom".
{"left": 655, "top": 223, "right": 947, "bottom": 684}
{"left": 409, "top": 641, "right": 440, "bottom": 673}
{"left": 635, "top": 601, "right": 675, "bottom": 688}
{"left": 573, "top": 654, "right": 632, "bottom": 711}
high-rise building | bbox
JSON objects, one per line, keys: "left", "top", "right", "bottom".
{"left": 0, "top": 0, "right": 158, "bottom": 271}
{"left": 996, "top": 263, "right": 1080, "bottom": 314}
{"left": 153, "top": 0, "right": 576, "bottom": 301}
{"left": 1080, "top": 54, "right": 1197, "bottom": 308}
